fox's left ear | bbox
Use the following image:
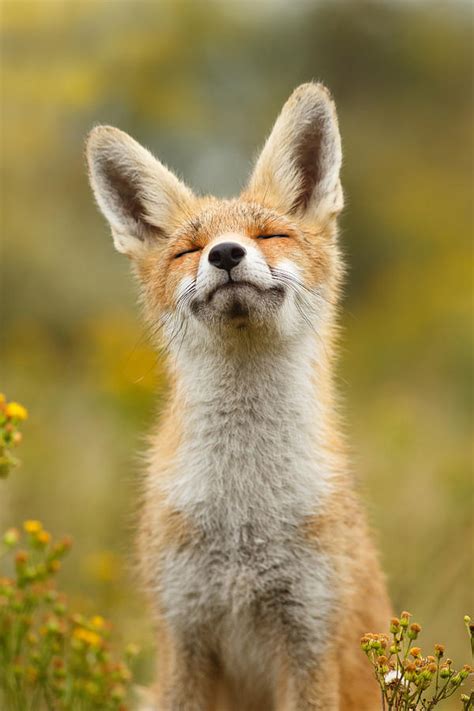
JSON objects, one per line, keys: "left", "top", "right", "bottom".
{"left": 246, "top": 83, "right": 343, "bottom": 223}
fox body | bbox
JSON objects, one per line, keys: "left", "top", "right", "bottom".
{"left": 87, "top": 83, "right": 391, "bottom": 710}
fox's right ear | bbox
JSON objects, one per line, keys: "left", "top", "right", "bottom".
{"left": 86, "top": 126, "right": 195, "bottom": 256}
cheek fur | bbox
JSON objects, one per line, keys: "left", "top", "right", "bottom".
{"left": 256, "top": 238, "right": 319, "bottom": 285}
{"left": 301, "top": 240, "right": 335, "bottom": 289}
{"left": 136, "top": 249, "right": 200, "bottom": 315}
{"left": 257, "top": 235, "right": 333, "bottom": 291}
{"left": 165, "top": 253, "right": 201, "bottom": 306}
{"left": 299, "top": 239, "right": 333, "bottom": 290}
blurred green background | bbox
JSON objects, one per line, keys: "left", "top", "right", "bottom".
{"left": 1, "top": 0, "right": 472, "bottom": 698}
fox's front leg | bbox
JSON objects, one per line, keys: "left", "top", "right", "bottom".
{"left": 275, "top": 651, "right": 340, "bottom": 711}
{"left": 154, "top": 622, "right": 218, "bottom": 711}
{"left": 161, "top": 661, "right": 216, "bottom": 711}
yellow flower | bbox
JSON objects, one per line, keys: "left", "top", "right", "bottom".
{"left": 36, "top": 530, "right": 51, "bottom": 545}
{"left": 73, "top": 627, "right": 102, "bottom": 647}
{"left": 0, "top": 393, "right": 6, "bottom": 407}
{"left": 24, "top": 520, "right": 42, "bottom": 534}
{"left": 90, "top": 615, "right": 105, "bottom": 629}
{"left": 5, "top": 402, "right": 28, "bottom": 420}
{"left": 3, "top": 528, "right": 20, "bottom": 547}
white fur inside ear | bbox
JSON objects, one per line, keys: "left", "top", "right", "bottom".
{"left": 247, "top": 83, "right": 343, "bottom": 221}
{"left": 111, "top": 227, "right": 143, "bottom": 256}
{"left": 86, "top": 126, "right": 195, "bottom": 256}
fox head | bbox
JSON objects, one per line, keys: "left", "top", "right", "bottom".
{"left": 86, "top": 83, "right": 344, "bottom": 353}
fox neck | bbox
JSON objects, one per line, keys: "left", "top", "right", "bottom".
{"left": 165, "top": 328, "right": 336, "bottom": 529}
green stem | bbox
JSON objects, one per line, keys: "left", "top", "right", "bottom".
{"left": 434, "top": 658, "right": 440, "bottom": 699}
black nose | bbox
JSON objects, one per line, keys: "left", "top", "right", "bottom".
{"left": 208, "top": 242, "right": 246, "bottom": 272}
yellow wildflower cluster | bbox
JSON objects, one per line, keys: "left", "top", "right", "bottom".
{"left": 23, "top": 520, "right": 52, "bottom": 548}
{"left": 0, "top": 523, "right": 139, "bottom": 710}
{"left": 0, "top": 393, "right": 28, "bottom": 478}
{"left": 0, "top": 394, "right": 140, "bottom": 709}
{"left": 361, "top": 611, "right": 473, "bottom": 709}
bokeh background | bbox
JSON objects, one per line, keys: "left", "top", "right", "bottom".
{"left": 1, "top": 0, "right": 473, "bottom": 700}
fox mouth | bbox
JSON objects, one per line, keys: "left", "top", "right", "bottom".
{"left": 189, "top": 279, "right": 286, "bottom": 325}
{"left": 207, "top": 280, "right": 284, "bottom": 303}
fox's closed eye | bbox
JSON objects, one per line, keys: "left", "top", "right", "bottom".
{"left": 174, "top": 247, "right": 201, "bottom": 259}
{"left": 255, "top": 234, "right": 289, "bottom": 240}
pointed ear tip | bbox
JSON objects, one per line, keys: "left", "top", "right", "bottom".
{"left": 85, "top": 125, "right": 127, "bottom": 155}
{"left": 290, "top": 82, "right": 336, "bottom": 108}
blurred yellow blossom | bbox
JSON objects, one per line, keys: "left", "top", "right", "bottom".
{"left": 5, "top": 402, "right": 28, "bottom": 420}
{"left": 0, "top": 393, "right": 27, "bottom": 478}
{"left": 36, "top": 530, "right": 51, "bottom": 545}
{"left": 73, "top": 627, "right": 102, "bottom": 647}
{"left": 90, "top": 615, "right": 106, "bottom": 629}
{"left": 24, "top": 520, "right": 42, "bottom": 534}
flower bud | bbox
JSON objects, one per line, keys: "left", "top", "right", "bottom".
{"left": 47, "top": 560, "right": 61, "bottom": 574}
{"left": 35, "top": 530, "right": 51, "bottom": 547}
{"left": 390, "top": 617, "right": 400, "bottom": 633}
{"left": 400, "top": 611, "right": 411, "bottom": 627}
{"left": 408, "top": 623, "right": 421, "bottom": 640}
{"left": 15, "top": 550, "right": 28, "bottom": 568}
{"left": 3, "top": 528, "right": 20, "bottom": 547}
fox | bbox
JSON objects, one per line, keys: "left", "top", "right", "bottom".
{"left": 86, "top": 82, "right": 392, "bottom": 710}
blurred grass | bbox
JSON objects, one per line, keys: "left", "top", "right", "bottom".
{"left": 0, "top": 0, "right": 472, "bottom": 702}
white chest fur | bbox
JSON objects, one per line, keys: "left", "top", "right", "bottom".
{"left": 166, "top": 332, "right": 332, "bottom": 530}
